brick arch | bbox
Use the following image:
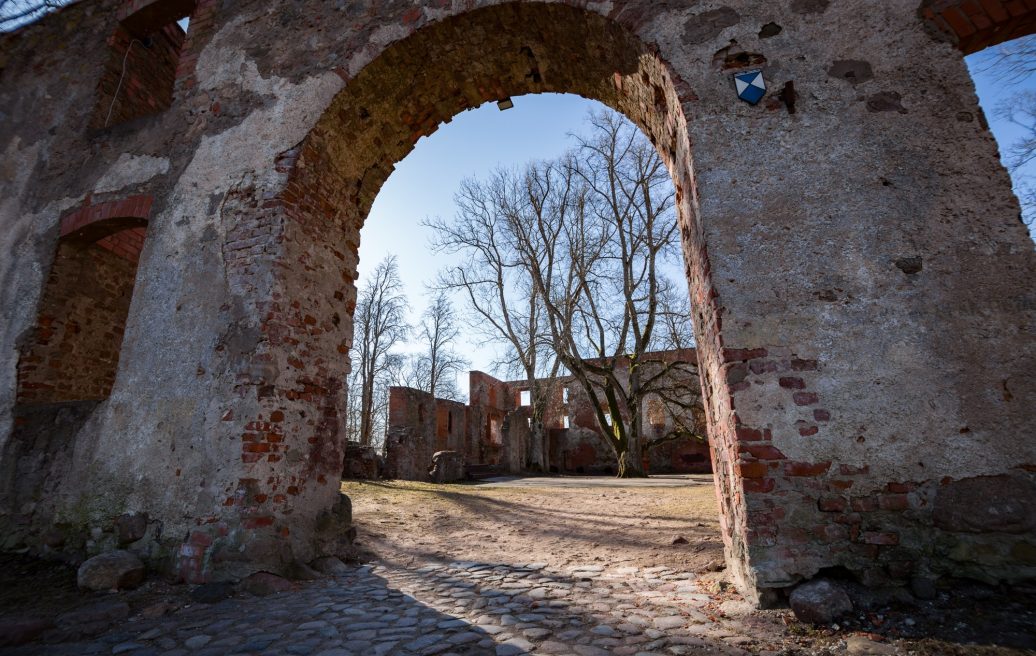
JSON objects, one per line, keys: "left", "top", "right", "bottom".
{"left": 262, "top": 2, "right": 754, "bottom": 596}
{"left": 59, "top": 193, "right": 151, "bottom": 242}
{"left": 921, "top": 0, "right": 1036, "bottom": 54}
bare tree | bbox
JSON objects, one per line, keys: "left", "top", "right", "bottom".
{"left": 976, "top": 35, "right": 1036, "bottom": 82}
{"left": 0, "top": 0, "right": 69, "bottom": 31}
{"left": 996, "top": 90, "right": 1036, "bottom": 228}
{"left": 428, "top": 174, "right": 561, "bottom": 470}
{"left": 532, "top": 111, "right": 701, "bottom": 477}
{"left": 410, "top": 292, "right": 469, "bottom": 402}
{"left": 977, "top": 35, "right": 1036, "bottom": 231}
{"left": 439, "top": 111, "right": 701, "bottom": 477}
{"left": 348, "top": 256, "right": 409, "bottom": 447}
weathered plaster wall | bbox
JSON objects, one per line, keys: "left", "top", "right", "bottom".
{"left": 673, "top": 0, "right": 1036, "bottom": 595}
{"left": 0, "top": 0, "right": 1032, "bottom": 600}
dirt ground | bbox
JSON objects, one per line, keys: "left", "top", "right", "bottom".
{"left": 344, "top": 475, "right": 1036, "bottom": 656}
{"left": 343, "top": 475, "right": 725, "bottom": 573}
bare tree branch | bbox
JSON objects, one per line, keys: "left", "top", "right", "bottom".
{"left": 346, "top": 256, "right": 409, "bottom": 448}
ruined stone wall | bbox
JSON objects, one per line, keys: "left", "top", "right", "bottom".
{"left": 513, "top": 350, "right": 710, "bottom": 475}
{"left": 0, "top": 0, "right": 1033, "bottom": 598}
{"left": 467, "top": 371, "right": 511, "bottom": 468}
{"left": 384, "top": 386, "right": 466, "bottom": 482}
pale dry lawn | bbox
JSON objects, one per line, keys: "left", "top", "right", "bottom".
{"left": 342, "top": 476, "right": 725, "bottom": 572}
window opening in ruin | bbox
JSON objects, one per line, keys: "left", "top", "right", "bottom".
{"left": 90, "top": 0, "right": 197, "bottom": 130}
{"left": 519, "top": 390, "right": 531, "bottom": 406}
{"left": 562, "top": 415, "right": 570, "bottom": 429}
{"left": 647, "top": 397, "right": 665, "bottom": 428}
{"left": 562, "top": 387, "right": 570, "bottom": 404}
{"left": 448, "top": 412, "right": 453, "bottom": 433}
{"left": 17, "top": 222, "right": 148, "bottom": 405}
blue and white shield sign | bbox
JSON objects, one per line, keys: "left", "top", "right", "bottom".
{"left": 734, "top": 70, "right": 766, "bottom": 105}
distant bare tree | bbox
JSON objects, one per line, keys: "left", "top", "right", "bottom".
{"left": 0, "top": 0, "right": 69, "bottom": 31}
{"left": 439, "top": 111, "right": 701, "bottom": 477}
{"left": 347, "top": 256, "right": 409, "bottom": 447}
{"left": 410, "top": 293, "right": 469, "bottom": 402}
{"left": 977, "top": 35, "right": 1036, "bottom": 230}
{"left": 428, "top": 174, "right": 561, "bottom": 471}
{"left": 996, "top": 90, "right": 1036, "bottom": 226}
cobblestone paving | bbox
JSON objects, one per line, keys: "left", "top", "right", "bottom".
{"left": 7, "top": 560, "right": 781, "bottom": 656}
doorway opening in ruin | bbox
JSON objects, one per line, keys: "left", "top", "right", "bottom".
{"left": 347, "top": 94, "right": 710, "bottom": 482}
{"left": 273, "top": 2, "right": 739, "bottom": 577}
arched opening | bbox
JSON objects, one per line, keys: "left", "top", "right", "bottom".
{"left": 254, "top": 2, "right": 750, "bottom": 592}
{"left": 335, "top": 90, "right": 722, "bottom": 574}
{"left": 344, "top": 91, "right": 711, "bottom": 479}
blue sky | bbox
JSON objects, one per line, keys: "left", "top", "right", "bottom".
{"left": 359, "top": 55, "right": 1036, "bottom": 395}
{"left": 965, "top": 50, "right": 1036, "bottom": 230}
{"left": 359, "top": 93, "right": 600, "bottom": 385}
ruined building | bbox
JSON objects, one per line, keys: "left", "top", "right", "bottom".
{"left": 0, "top": 0, "right": 1034, "bottom": 604}
{"left": 383, "top": 349, "right": 712, "bottom": 481}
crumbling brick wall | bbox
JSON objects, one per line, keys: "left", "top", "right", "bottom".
{"left": 0, "top": 0, "right": 1033, "bottom": 599}
{"left": 467, "top": 371, "right": 512, "bottom": 468}
{"left": 388, "top": 352, "right": 709, "bottom": 477}
{"left": 515, "top": 350, "right": 710, "bottom": 475}
{"left": 384, "top": 386, "right": 468, "bottom": 481}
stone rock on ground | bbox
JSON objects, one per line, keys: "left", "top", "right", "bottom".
{"left": 845, "top": 635, "right": 898, "bottom": 655}
{"left": 0, "top": 617, "right": 53, "bottom": 646}
{"left": 342, "top": 441, "right": 382, "bottom": 479}
{"left": 239, "top": 571, "right": 293, "bottom": 596}
{"left": 189, "top": 581, "right": 235, "bottom": 603}
{"left": 789, "top": 579, "right": 853, "bottom": 624}
{"left": 76, "top": 550, "right": 145, "bottom": 591}
{"left": 311, "top": 556, "right": 351, "bottom": 576}
{"left": 115, "top": 513, "right": 147, "bottom": 544}
{"left": 429, "top": 450, "right": 465, "bottom": 484}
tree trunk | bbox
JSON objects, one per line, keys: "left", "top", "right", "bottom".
{"left": 528, "top": 417, "right": 546, "bottom": 472}
{"left": 359, "top": 374, "right": 375, "bottom": 446}
{"left": 615, "top": 447, "right": 647, "bottom": 478}
{"left": 616, "top": 419, "right": 647, "bottom": 478}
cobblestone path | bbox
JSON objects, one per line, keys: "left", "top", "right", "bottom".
{"left": 7, "top": 560, "right": 779, "bottom": 656}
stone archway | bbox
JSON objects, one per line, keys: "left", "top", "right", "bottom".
{"left": 0, "top": 0, "right": 1033, "bottom": 604}
{"left": 247, "top": 1, "right": 753, "bottom": 591}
